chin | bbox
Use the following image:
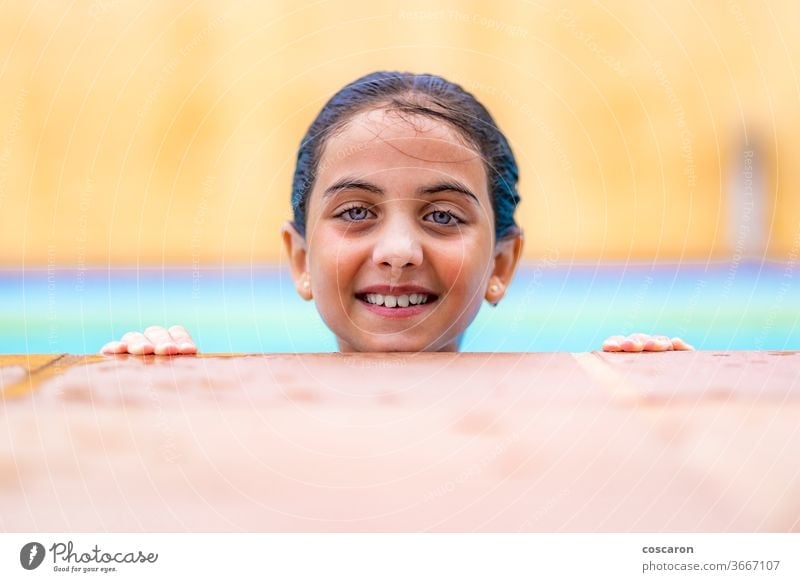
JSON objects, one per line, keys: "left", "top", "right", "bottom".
{"left": 360, "top": 337, "right": 427, "bottom": 353}
{"left": 343, "top": 332, "right": 460, "bottom": 353}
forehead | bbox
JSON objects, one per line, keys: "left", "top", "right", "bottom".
{"left": 315, "top": 108, "right": 487, "bottom": 187}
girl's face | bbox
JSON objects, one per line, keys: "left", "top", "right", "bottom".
{"left": 283, "top": 107, "right": 521, "bottom": 352}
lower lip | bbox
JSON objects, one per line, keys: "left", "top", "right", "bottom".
{"left": 358, "top": 298, "right": 434, "bottom": 318}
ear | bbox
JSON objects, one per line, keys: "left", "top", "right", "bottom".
{"left": 485, "top": 230, "right": 524, "bottom": 305}
{"left": 281, "top": 221, "right": 313, "bottom": 301}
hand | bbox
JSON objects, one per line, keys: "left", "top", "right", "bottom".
{"left": 602, "top": 333, "right": 694, "bottom": 352}
{"left": 100, "top": 325, "right": 198, "bottom": 356}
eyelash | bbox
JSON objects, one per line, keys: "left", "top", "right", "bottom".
{"left": 335, "top": 204, "right": 464, "bottom": 227}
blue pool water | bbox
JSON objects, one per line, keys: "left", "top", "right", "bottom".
{"left": 1, "top": 260, "right": 797, "bottom": 354}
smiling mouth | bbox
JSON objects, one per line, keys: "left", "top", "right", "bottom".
{"left": 355, "top": 292, "right": 439, "bottom": 308}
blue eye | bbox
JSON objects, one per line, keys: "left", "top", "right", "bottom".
{"left": 425, "top": 210, "right": 461, "bottom": 226}
{"left": 338, "top": 205, "right": 373, "bottom": 221}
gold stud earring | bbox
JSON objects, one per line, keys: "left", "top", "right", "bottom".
{"left": 489, "top": 283, "right": 500, "bottom": 294}
{"left": 302, "top": 280, "right": 311, "bottom": 290}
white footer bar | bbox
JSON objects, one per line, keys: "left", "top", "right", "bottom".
{"left": 2, "top": 533, "right": 797, "bottom": 581}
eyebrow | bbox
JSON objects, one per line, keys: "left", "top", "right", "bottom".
{"left": 323, "top": 177, "right": 481, "bottom": 205}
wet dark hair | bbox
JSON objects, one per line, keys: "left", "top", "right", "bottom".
{"left": 290, "top": 71, "right": 520, "bottom": 240}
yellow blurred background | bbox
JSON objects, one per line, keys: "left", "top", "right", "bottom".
{"left": 1, "top": 0, "right": 798, "bottom": 266}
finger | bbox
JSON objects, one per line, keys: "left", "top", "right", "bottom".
{"left": 177, "top": 343, "right": 198, "bottom": 355}
{"left": 168, "top": 325, "right": 198, "bottom": 354}
{"left": 621, "top": 334, "right": 645, "bottom": 352}
{"left": 143, "top": 325, "right": 173, "bottom": 346}
{"left": 100, "top": 341, "right": 128, "bottom": 355}
{"left": 121, "top": 331, "right": 155, "bottom": 355}
{"left": 671, "top": 337, "right": 695, "bottom": 351}
{"left": 657, "top": 335, "right": 674, "bottom": 350}
{"left": 143, "top": 326, "right": 179, "bottom": 356}
{"left": 602, "top": 335, "right": 625, "bottom": 352}
{"left": 643, "top": 335, "right": 673, "bottom": 352}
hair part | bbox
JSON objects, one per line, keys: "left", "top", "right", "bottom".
{"left": 291, "top": 71, "right": 520, "bottom": 240}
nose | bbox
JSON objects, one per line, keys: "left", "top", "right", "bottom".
{"left": 371, "top": 218, "right": 423, "bottom": 277}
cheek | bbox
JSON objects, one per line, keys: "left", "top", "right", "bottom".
{"left": 308, "top": 234, "right": 361, "bottom": 296}
{"left": 431, "top": 238, "right": 493, "bottom": 294}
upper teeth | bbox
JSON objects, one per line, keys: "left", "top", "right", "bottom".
{"left": 364, "top": 293, "right": 429, "bottom": 307}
